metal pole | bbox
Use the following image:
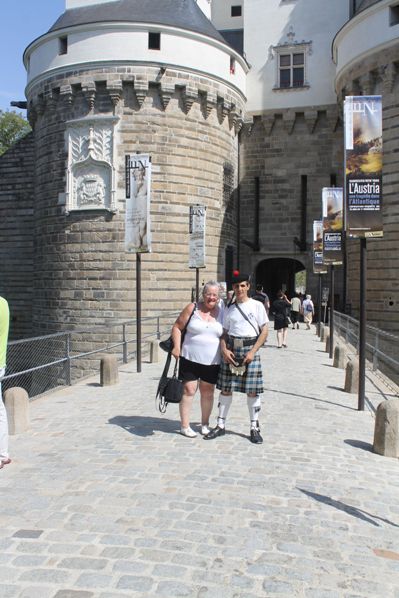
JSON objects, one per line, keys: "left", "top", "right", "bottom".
{"left": 195, "top": 268, "right": 199, "bottom": 302}
{"left": 122, "top": 324, "right": 128, "bottom": 364}
{"left": 329, "top": 265, "right": 335, "bottom": 359}
{"left": 358, "top": 237, "right": 367, "bottom": 411}
{"left": 318, "top": 274, "right": 322, "bottom": 335}
{"left": 136, "top": 253, "right": 142, "bottom": 373}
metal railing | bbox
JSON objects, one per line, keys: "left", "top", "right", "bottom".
{"left": 333, "top": 310, "right": 399, "bottom": 386}
{"left": 2, "top": 313, "right": 178, "bottom": 399}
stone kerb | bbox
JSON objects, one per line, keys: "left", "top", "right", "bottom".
{"left": 344, "top": 357, "right": 359, "bottom": 394}
{"left": 4, "top": 387, "right": 30, "bottom": 434}
{"left": 373, "top": 399, "right": 399, "bottom": 458}
{"left": 333, "top": 343, "right": 347, "bottom": 369}
{"left": 100, "top": 354, "right": 119, "bottom": 386}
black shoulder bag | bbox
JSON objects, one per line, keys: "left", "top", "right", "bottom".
{"left": 159, "top": 303, "right": 196, "bottom": 352}
{"left": 156, "top": 352, "right": 183, "bottom": 413}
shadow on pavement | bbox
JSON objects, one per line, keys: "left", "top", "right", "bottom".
{"left": 108, "top": 415, "right": 179, "bottom": 436}
{"left": 297, "top": 488, "right": 399, "bottom": 528}
{"left": 344, "top": 439, "right": 373, "bottom": 452}
{"left": 266, "top": 388, "right": 355, "bottom": 411}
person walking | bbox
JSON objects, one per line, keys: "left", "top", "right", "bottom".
{"left": 0, "top": 296, "right": 11, "bottom": 470}
{"left": 290, "top": 293, "right": 301, "bottom": 329}
{"left": 171, "top": 281, "right": 224, "bottom": 438}
{"left": 302, "top": 294, "right": 315, "bottom": 329}
{"left": 204, "top": 272, "right": 268, "bottom": 444}
{"left": 252, "top": 284, "right": 270, "bottom": 314}
{"left": 271, "top": 290, "right": 291, "bottom": 348}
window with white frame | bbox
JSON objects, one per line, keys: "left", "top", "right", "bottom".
{"left": 271, "top": 41, "right": 312, "bottom": 90}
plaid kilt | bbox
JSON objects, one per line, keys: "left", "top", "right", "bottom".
{"left": 216, "top": 343, "right": 264, "bottom": 395}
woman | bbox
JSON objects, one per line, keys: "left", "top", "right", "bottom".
{"left": 271, "top": 290, "right": 292, "bottom": 348}
{"left": 302, "top": 294, "right": 315, "bottom": 330}
{"left": 171, "top": 281, "right": 224, "bottom": 438}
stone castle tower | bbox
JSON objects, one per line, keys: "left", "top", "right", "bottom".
{"left": 9, "top": 0, "right": 246, "bottom": 335}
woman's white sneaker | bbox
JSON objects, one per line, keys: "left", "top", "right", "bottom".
{"left": 180, "top": 426, "right": 197, "bottom": 438}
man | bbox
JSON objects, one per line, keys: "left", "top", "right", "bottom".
{"left": 291, "top": 293, "right": 302, "bottom": 329}
{"left": 0, "top": 295, "right": 11, "bottom": 470}
{"left": 252, "top": 284, "right": 270, "bottom": 314}
{"left": 302, "top": 294, "right": 314, "bottom": 330}
{"left": 204, "top": 272, "right": 268, "bottom": 444}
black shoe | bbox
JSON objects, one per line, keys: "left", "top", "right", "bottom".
{"left": 203, "top": 425, "right": 226, "bottom": 440}
{"left": 250, "top": 428, "right": 263, "bottom": 444}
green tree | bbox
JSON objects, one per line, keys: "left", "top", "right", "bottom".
{"left": 0, "top": 110, "right": 31, "bottom": 156}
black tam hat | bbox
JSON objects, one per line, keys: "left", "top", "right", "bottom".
{"left": 231, "top": 270, "right": 250, "bottom": 284}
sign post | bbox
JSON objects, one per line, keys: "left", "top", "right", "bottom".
{"left": 125, "top": 154, "right": 152, "bottom": 373}
{"left": 189, "top": 205, "right": 206, "bottom": 299}
{"left": 344, "top": 96, "right": 383, "bottom": 410}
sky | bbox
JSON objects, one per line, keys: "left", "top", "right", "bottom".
{"left": 0, "top": 0, "right": 65, "bottom": 114}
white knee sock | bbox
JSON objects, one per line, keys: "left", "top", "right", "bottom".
{"left": 247, "top": 395, "right": 261, "bottom": 429}
{"left": 217, "top": 394, "right": 232, "bottom": 428}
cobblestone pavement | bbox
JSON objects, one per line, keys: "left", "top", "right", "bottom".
{"left": 1, "top": 325, "right": 398, "bottom": 598}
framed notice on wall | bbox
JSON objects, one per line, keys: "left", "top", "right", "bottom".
{"left": 125, "top": 154, "right": 152, "bottom": 253}
{"left": 344, "top": 96, "right": 383, "bottom": 238}
{"left": 189, "top": 205, "right": 206, "bottom": 268}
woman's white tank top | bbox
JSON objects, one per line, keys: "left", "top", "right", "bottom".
{"left": 181, "top": 307, "right": 224, "bottom": 365}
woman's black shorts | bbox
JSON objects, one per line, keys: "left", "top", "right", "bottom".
{"left": 179, "top": 357, "right": 220, "bottom": 385}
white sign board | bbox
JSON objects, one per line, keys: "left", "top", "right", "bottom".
{"left": 189, "top": 205, "right": 206, "bottom": 268}
{"left": 125, "top": 154, "right": 152, "bottom": 253}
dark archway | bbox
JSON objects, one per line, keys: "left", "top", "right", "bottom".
{"left": 256, "top": 258, "right": 305, "bottom": 302}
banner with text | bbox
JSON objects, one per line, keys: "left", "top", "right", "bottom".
{"left": 313, "top": 220, "right": 327, "bottom": 274}
{"left": 125, "top": 154, "right": 152, "bottom": 253}
{"left": 189, "top": 205, "right": 206, "bottom": 268}
{"left": 344, "top": 95, "right": 383, "bottom": 238}
{"left": 322, "top": 187, "right": 343, "bottom": 265}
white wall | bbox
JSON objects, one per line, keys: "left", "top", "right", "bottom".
{"left": 25, "top": 24, "right": 247, "bottom": 97}
{"left": 244, "top": 0, "right": 348, "bottom": 112}
{"left": 211, "top": 0, "right": 244, "bottom": 30}
{"left": 196, "top": 0, "right": 212, "bottom": 19}
{"left": 334, "top": 0, "right": 398, "bottom": 81}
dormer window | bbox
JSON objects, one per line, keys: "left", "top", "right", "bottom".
{"left": 59, "top": 36, "right": 68, "bottom": 55}
{"left": 270, "top": 38, "right": 312, "bottom": 91}
{"left": 148, "top": 32, "right": 161, "bottom": 50}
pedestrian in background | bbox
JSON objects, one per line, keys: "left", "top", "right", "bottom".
{"left": 252, "top": 284, "right": 270, "bottom": 314}
{"left": 302, "top": 294, "right": 315, "bottom": 330}
{"left": 290, "top": 293, "right": 301, "bottom": 329}
{"left": 271, "top": 290, "right": 291, "bottom": 348}
{"left": 0, "top": 296, "right": 11, "bottom": 470}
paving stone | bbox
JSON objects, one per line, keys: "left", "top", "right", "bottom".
{"left": 116, "top": 575, "right": 154, "bottom": 591}
{"left": 57, "top": 558, "right": 107, "bottom": 571}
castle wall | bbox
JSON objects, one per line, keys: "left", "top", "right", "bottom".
{"left": 0, "top": 133, "right": 35, "bottom": 339}
{"left": 335, "top": 41, "right": 399, "bottom": 331}
{"left": 26, "top": 65, "right": 243, "bottom": 334}
{"left": 239, "top": 105, "right": 345, "bottom": 303}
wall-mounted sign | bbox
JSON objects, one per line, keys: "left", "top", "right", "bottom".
{"left": 125, "top": 154, "right": 152, "bottom": 253}
{"left": 189, "top": 204, "right": 206, "bottom": 268}
{"left": 322, "top": 187, "right": 343, "bottom": 265}
{"left": 344, "top": 96, "right": 383, "bottom": 238}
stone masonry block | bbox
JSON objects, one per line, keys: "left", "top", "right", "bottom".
{"left": 100, "top": 355, "right": 119, "bottom": 386}
{"left": 149, "top": 341, "right": 159, "bottom": 364}
{"left": 344, "top": 358, "right": 359, "bottom": 393}
{"left": 373, "top": 399, "right": 399, "bottom": 458}
{"left": 333, "top": 344, "right": 347, "bottom": 369}
{"left": 325, "top": 332, "right": 330, "bottom": 353}
{"left": 4, "top": 387, "right": 30, "bottom": 435}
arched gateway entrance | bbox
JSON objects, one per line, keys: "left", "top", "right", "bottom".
{"left": 256, "top": 258, "right": 306, "bottom": 301}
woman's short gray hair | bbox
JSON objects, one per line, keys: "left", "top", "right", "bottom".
{"left": 202, "top": 280, "right": 220, "bottom": 298}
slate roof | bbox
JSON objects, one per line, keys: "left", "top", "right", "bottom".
{"left": 49, "top": 0, "right": 226, "bottom": 44}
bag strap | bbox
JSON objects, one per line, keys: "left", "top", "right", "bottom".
{"left": 234, "top": 302, "right": 260, "bottom": 336}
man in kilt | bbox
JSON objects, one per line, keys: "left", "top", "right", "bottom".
{"left": 204, "top": 272, "right": 268, "bottom": 444}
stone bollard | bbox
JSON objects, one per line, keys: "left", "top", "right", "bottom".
{"left": 333, "top": 344, "right": 347, "bottom": 369}
{"left": 344, "top": 358, "right": 359, "bottom": 393}
{"left": 4, "top": 387, "right": 29, "bottom": 435}
{"left": 320, "top": 324, "right": 326, "bottom": 342}
{"left": 149, "top": 341, "right": 159, "bottom": 364}
{"left": 100, "top": 354, "right": 119, "bottom": 386}
{"left": 373, "top": 399, "right": 399, "bottom": 458}
{"left": 325, "top": 331, "right": 330, "bottom": 353}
